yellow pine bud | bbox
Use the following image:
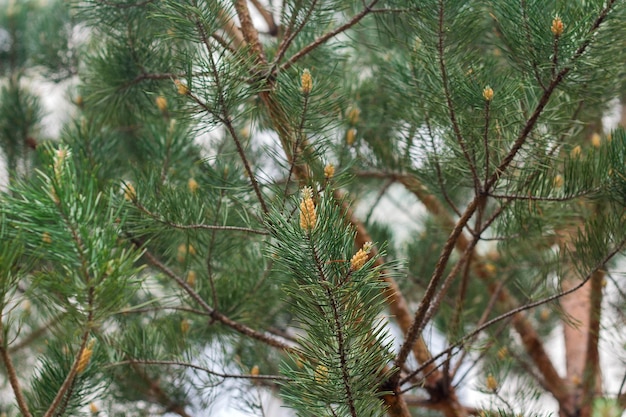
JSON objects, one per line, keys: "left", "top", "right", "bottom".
{"left": 570, "top": 145, "right": 582, "bottom": 158}
{"left": 42, "top": 232, "right": 52, "bottom": 244}
{"left": 346, "top": 106, "right": 360, "bottom": 125}
{"left": 483, "top": 86, "right": 494, "bottom": 102}
{"left": 350, "top": 241, "right": 373, "bottom": 271}
{"left": 77, "top": 340, "right": 95, "bottom": 374}
{"left": 75, "top": 95, "right": 84, "bottom": 108}
{"left": 486, "top": 374, "right": 498, "bottom": 391}
{"left": 123, "top": 182, "right": 136, "bottom": 201}
{"left": 314, "top": 364, "right": 328, "bottom": 383}
{"left": 551, "top": 17, "right": 564, "bottom": 37}
{"left": 346, "top": 128, "right": 357, "bottom": 146}
{"left": 539, "top": 308, "right": 550, "bottom": 321}
{"left": 301, "top": 69, "right": 312, "bottom": 95}
{"left": 181, "top": 319, "right": 190, "bottom": 334}
{"left": 553, "top": 174, "right": 563, "bottom": 188}
{"left": 591, "top": 133, "right": 601, "bottom": 148}
{"left": 497, "top": 347, "right": 508, "bottom": 360}
{"left": 177, "top": 244, "right": 197, "bottom": 262}
{"left": 484, "top": 262, "right": 496, "bottom": 275}
{"left": 50, "top": 187, "right": 60, "bottom": 204}
{"left": 250, "top": 365, "right": 259, "bottom": 376}
{"left": 89, "top": 403, "right": 98, "bottom": 414}
{"left": 53, "top": 148, "right": 69, "bottom": 180}
{"left": 174, "top": 79, "right": 189, "bottom": 95}
{"left": 155, "top": 95, "right": 167, "bottom": 112}
{"left": 188, "top": 177, "right": 199, "bottom": 193}
{"left": 186, "top": 270, "right": 196, "bottom": 287}
{"left": 324, "top": 164, "right": 335, "bottom": 179}
{"left": 299, "top": 187, "right": 317, "bottom": 231}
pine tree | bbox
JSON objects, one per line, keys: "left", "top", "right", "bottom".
{"left": 1, "top": 0, "right": 626, "bottom": 416}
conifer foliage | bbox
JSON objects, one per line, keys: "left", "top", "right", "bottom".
{"left": 0, "top": 0, "right": 626, "bottom": 416}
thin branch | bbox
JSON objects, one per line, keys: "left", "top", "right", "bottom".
{"left": 483, "top": 99, "right": 491, "bottom": 186}
{"left": 365, "top": 178, "right": 394, "bottom": 225}
{"left": 488, "top": 190, "right": 596, "bottom": 202}
{"left": 551, "top": 32, "right": 560, "bottom": 80}
{"left": 426, "top": 109, "right": 462, "bottom": 217}
{"left": 278, "top": 0, "right": 380, "bottom": 73}
{"left": 436, "top": 0, "right": 481, "bottom": 193}
{"left": 250, "top": 0, "right": 279, "bottom": 35}
{"left": 421, "top": 235, "right": 480, "bottom": 335}
{"left": 44, "top": 191, "right": 97, "bottom": 417}
{"left": 109, "top": 359, "right": 290, "bottom": 381}
{"left": 519, "top": 0, "right": 547, "bottom": 91}
{"left": 486, "top": 0, "right": 618, "bottom": 191}
{"left": 162, "top": 222, "right": 268, "bottom": 235}
{"left": 272, "top": 0, "right": 319, "bottom": 69}
{"left": 216, "top": 7, "right": 246, "bottom": 49}
{"left": 129, "top": 360, "right": 192, "bottom": 417}
{"left": 0, "top": 320, "right": 33, "bottom": 417}
{"left": 138, "top": 244, "right": 292, "bottom": 352}
{"left": 43, "top": 324, "right": 91, "bottom": 417}
{"left": 449, "top": 280, "right": 506, "bottom": 381}
{"left": 394, "top": 194, "right": 482, "bottom": 374}
{"left": 400, "top": 237, "right": 626, "bottom": 390}
{"left": 282, "top": 90, "right": 311, "bottom": 205}
{"left": 9, "top": 314, "right": 64, "bottom": 353}
{"left": 193, "top": 21, "right": 269, "bottom": 214}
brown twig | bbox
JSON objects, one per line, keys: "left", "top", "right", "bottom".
{"left": 110, "top": 359, "right": 290, "bottom": 382}
{"left": 8, "top": 314, "right": 64, "bottom": 353}
{"left": 129, "top": 360, "right": 192, "bottom": 417}
{"left": 436, "top": 0, "right": 481, "bottom": 194}
{"left": 0, "top": 320, "right": 33, "bottom": 417}
{"left": 139, "top": 245, "right": 292, "bottom": 352}
{"left": 278, "top": 0, "right": 380, "bottom": 73}
{"left": 234, "top": 0, "right": 267, "bottom": 65}
{"left": 400, "top": 237, "right": 626, "bottom": 390}
{"left": 249, "top": 0, "right": 278, "bottom": 35}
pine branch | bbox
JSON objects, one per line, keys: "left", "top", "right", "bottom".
{"left": 278, "top": 0, "right": 380, "bottom": 73}
{"left": 139, "top": 245, "right": 292, "bottom": 352}
{"left": 272, "top": 0, "right": 319, "bottom": 69}
{"left": 216, "top": 7, "right": 246, "bottom": 49}
{"left": 192, "top": 21, "right": 269, "bottom": 214}
{"left": 110, "top": 359, "right": 290, "bottom": 382}
{"left": 373, "top": 172, "right": 568, "bottom": 402}
{"left": 436, "top": 0, "right": 481, "bottom": 193}
{"left": 400, "top": 236, "right": 626, "bottom": 391}
{"left": 335, "top": 192, "right": 465, "bottom": 417}
{"left": 486, "top": 0, "right": 619, "bottom": 191}
{"left": 0, "top": 320, "right": 33, "bottom": 417}
{"left": 8, "top": 314, "right": 64, "bottom": 354}
{"left": 43, "top": 323, "right": 92, "bottom": 417}
{"left": 394, "top": 194, "right": 482, "bottom": 375}
{"left": 129, "top": 360, "right": 192, "bottom": 417}
{"left": 132, "top": 199, "right": 268, "bottom": 235}
{"left": 519, "top": 0, "right": 547, "bottom": 91}
{"left": 249, "top": 0, "right": 278, "bottom": 36}
{"left": 233, "top": 0, "right": 267, "bottom": 66}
